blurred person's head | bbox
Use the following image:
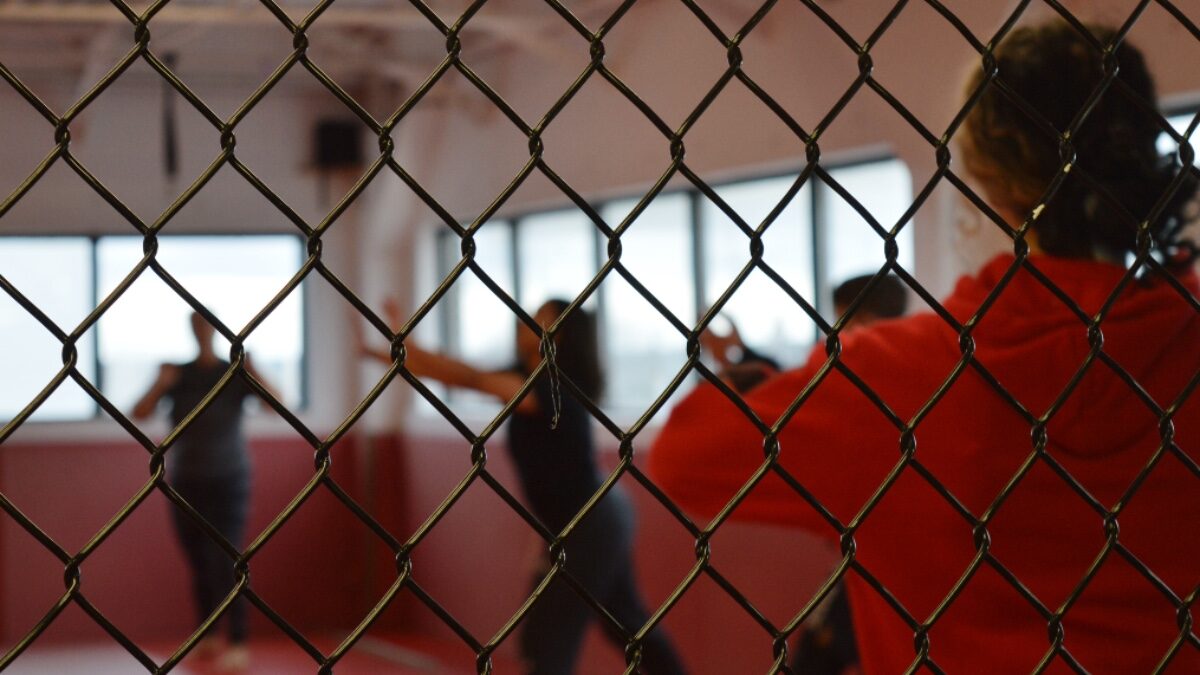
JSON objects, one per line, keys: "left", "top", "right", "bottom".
{"left": 959, "top": 21, "right": 1196, "bottom": 266}
{"left": 834, "top": 274, "right": 908, "bottom": 330}
{"left": 190, "top": 312, "right": 215, "bottom": 355}
{"left": 516, "top": 299, "right": 603, "bottom": 400}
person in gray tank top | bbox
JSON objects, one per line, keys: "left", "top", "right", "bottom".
{"left": 133, "top": 312, "right": 277, "bottom": 671}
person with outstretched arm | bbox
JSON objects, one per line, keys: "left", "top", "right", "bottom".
{"left": 360, "top": 298, "right": 686, "bottom": 675}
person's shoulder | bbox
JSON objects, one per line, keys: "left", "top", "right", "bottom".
{"left": 835, "top": 312, "right": 958, "bottom": 372}
{"left": 859, "top": 310, "right": 948, "bottom": 342}
{"left": 154, "top": 362, "right": 184, "bottom": 393}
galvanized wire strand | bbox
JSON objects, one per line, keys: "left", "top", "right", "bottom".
{"left": 1, "top": 0, "right": 1198, "bottom": 672}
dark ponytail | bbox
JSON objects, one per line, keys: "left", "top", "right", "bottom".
{"left": 541, "top": 299, "right": 604, "bottom": 400}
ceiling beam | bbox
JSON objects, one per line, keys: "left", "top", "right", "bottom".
{"left": 0, "top": 1, "right": 582, "bottom": 85}
{"left": 0, "top": 1, "right": 545, "bottom": 36}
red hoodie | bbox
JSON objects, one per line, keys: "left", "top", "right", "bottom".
{"left": 649, "top": 254, "right": 1200, "bottom": 674}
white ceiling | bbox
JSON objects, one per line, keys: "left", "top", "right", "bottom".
{"left": 0, "top": 0, "right": 625, "bottom": 89}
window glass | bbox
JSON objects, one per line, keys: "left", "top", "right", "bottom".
{"left": 703, "top": 176, "right": 817, "bottom": 360}
{"left": 600, "top": 193, "right": 693, "bottom": 412}
{"left": 517, "top": 208, "right": 598, "bottom": 309}
{"left": 429, "top": 157, "right": 915, "bottom": 416}
{"left": 0, "top": 238, "right": 96, "bottom": 421}
{"left": 445, "top": 222, "right": 517, "bottom": 372}
{"left": 96, "top": 235, "right": 305, "bottom": 411}
{"left": 821, "top": 159, "right": 915, "bottom": 291}
{"left": 603, "top": 193, "right": 694, "bottom": 321}
{"left": 1158, "top": 113, "right": 1198, "bottom": 164}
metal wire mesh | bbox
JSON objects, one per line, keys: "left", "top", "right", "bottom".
{"left": 1, "top": 0, "right": 1199, "bottom": 673}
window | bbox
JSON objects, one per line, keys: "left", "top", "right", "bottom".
{"left": 440, "top": 223, "right": 517, "bottom": 372}
{"left": 601, "top": 194, "right": 694, "bottom": 411}
{"left": 0, "top": 237, "right": 96, "bottom": 422}
{"left": 0, "top": 234, "right": 306, "bottom": 423}
{"left": 516, "top": 208, "right": 597, "bottom": 307}
{"left": 820, "top": 159, "right": 915, "bottom": 287}
{"left": 702, "top": 176, "right": 815, "bottom": 364}
{"left": 1157, "top": 112, "right": 1199, "bottom": 160}
{"left": 434, "top": 157, "right": 914, "bottom": 415}
{"left": 97, "top": 235, "right": 306, "bottom": 412}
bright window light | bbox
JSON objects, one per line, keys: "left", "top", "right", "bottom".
{"left": 96, "top": 235, "right": 305, "bottom": 412}
{"left": 0, "top": 237, "right": 97, "bottom": 422}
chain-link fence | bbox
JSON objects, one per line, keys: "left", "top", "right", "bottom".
{"left": 2, "top": 0, "right": 1199, "bottom": 673}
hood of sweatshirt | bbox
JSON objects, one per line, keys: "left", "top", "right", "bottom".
{"left": 938, "top": 253, "right": 1200, "bottom": 459}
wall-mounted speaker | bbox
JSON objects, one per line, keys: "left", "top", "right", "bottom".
{"left": 315, "top": 120, "right": 363, "bottom": 169}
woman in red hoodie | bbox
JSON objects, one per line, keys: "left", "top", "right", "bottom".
{"left": 649, "top": 21, "right": 1199, "bottom": 674}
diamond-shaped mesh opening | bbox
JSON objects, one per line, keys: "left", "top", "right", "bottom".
{"left": 81, "top": 489, "right": 209, "bottom": 643}
{"left": 457, "top": 0, "right": 595, "bottom": 123}
{"left": 600, "top": 0, "right": 730, "bottom": 130}
{"left": 868, "top": 0, "right": 985, "bottom": 137}
{"left": 0, "top": 95, "right": 54, "bottom": 205}
{"left": 251, "top": 470, "right": 388, "bottom": 630}
{"left": 0, "top": 294, "right": 97, "bottom": 424}
{"left": 3, "top": 1, "right": 1200, "bottom": 673}
{"left": 413, "top": 478, "right": 556, "bottom": 633}
{"left": 538, "top": 73, "right": 669, "bottom": 194}
{"left": 739, "top": 2, "right": 862, "bottom": 136}
{"left": 233, "top": 67, "right": 371, "bottom": 228}
{"left": 67, "top": 57, "right": 219, "bottom": 225}
{"left": 597, "top": 275, "right": 691, "bottom": 416}
{"left": 686, "top": 90, "right": 807, "bottom": 186}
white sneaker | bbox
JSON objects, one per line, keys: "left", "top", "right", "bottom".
{"left": 217, "top": 644, "right": 250, "bottom": 672}
{"left": 191, "top": 635, "right": 226, "bottom": 661}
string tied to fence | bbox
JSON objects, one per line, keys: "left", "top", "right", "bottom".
{"left": 539, "top": 326, "right": 563, "bottom": 430}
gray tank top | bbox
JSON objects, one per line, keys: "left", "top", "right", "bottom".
{"left": 165, "top": 360, "right": 251, "bottom": 480}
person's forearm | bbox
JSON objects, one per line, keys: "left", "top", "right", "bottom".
{"left": 402, "top": 347, "right": 483, "bottom": 390}
{"left": 366, "top": 341, "right": 523, "bottom": 403}
{"left": 131, "top": 399, "right": 156, "bottom": 420}
{"left": 243, "top": 360, "right": 282, "bottom": 403}
{"left": 361, "top": 342, "right": 480, "bottom": 387}
{"left": 737, "top": 345, "right": 781, "bottom": 372}
{"left": 132, "top": 366, "right": 176, "bottom": 419}
{"left": 711, "top": 346, "right": 734, "bottom": 370}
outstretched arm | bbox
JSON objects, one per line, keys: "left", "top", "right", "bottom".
{"left": 243, "top": 354, "right": 282, "bottom": 404}
{"left": 132, "top": 364, "right": 180, "bottom": 420}
{"left": 406, "top": 345, "right": 535, "bottom": 413}
{"left": 354, "top": 300, "right": 536, "bottom": 413}
{"left": 352, "top": 300, "right": 397, "bottom": 365}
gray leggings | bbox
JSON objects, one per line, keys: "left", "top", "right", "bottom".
{"left": 520, "top": 487, "right": 686, "bottom": 675}
{"left": 169, "top": 472, "right": 250, "bottom": 644}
